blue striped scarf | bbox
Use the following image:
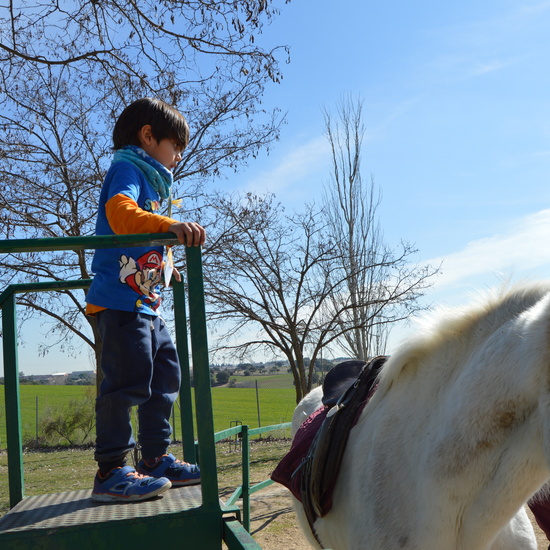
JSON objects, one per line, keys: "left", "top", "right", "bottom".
{"left": 112, "top": 145, "right": 173, "bottom": 200}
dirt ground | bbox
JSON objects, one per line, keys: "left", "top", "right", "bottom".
{"left": 248, "top": 487, "right": 549, "bottom": 549}
{"left": 527, "top": 508, "right": 548, "bottom": 550}
{"left": 247, "top": 486, "right": 311, "bottom": 549}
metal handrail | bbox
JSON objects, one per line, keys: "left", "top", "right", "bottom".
{"left": 0, "top": 233, "right": 180, "bottom": 253}
{"left": 0, "top": 233, "right": 219, "bottom": 512}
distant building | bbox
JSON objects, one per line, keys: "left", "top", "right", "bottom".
{"left": 50, "top": 373, "right": 69, "bottom": 385}
{"left": 66, "top": 371, "right": 95, "bottom": 385}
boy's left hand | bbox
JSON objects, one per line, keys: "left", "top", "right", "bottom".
{"left": 172, "top": 267, "right": 182, "bottom": 283}
{"left": 163, "top": 248, "right": 181, "bottom": 287}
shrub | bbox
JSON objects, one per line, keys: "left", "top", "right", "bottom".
{"left": 40, "top": 387, "right": 95, "bottom": 446}
{"left": 216, "top": 371, "right": 230, "bottom": 385}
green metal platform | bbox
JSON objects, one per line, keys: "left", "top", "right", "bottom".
{"left": 0, "top": 234, "right": 263, "bottom": 550}
{"left": 0, "top": 486, "right": 246, "bottom": 549}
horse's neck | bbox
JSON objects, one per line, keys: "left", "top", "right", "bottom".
{"left": 409, "top": 321, "right": 541, "bottom": 433}
{"left": 387, "top": 291, "right": 550, "bottom": 499}
{"left": 381, "top": 287, "right": 550, "bottom": 409}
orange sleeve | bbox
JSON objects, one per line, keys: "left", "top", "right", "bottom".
{"left": 85, "top": 303, "right": 106, "bottom": 316}
{"left": 105, "top": 193, "right": 178, "bottom": 235}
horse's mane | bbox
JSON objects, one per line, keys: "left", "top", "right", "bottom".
{"left": 376, "top": 282, "right": 550, "bottom": 397}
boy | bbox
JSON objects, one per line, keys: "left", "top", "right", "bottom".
{"left": 86, "top": 98, "right": 205, "bottom": 502}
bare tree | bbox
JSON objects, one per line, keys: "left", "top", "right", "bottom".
{"left": 322, "top": 94, "right": 439, "bottom": 360}
{"left": 203, "top": 98, "right": 438, "bottom": 402}
{"left": 0, "top": 64, "right": 108, "bottom": 367}
{"left": 204, "top": 192, "right": 337, "bottom": 402}
{"left": 0, "top": 1, "right": 290, "bottom": 366}
{"left": 203, "top": 190, "right": 433, "bottom": 403}
{"left": 0, "top": 2, "right": 288, "bottom": 85}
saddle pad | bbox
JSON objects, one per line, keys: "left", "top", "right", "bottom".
{"left": 271, "top": 405, "right": 329, "bottom": 502}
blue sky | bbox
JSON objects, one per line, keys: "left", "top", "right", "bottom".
{"left": 221, "top": 0, "right": 550, "bottom": 342}
{"left": 6, "top": 0, "right": 550, "bottom": 375}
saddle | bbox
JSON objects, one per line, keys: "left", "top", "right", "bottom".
{"left": 271, "top": 356, "right": 387, "bottom": 547}
{"left": 301, "top": 357, "right": 386, "bottom": 527}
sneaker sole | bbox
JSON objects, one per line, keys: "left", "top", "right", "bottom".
{"left": 91, "top": 480, "right": 172, "bottom": 502}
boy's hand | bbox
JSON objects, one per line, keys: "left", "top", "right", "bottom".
{"left": 163, "top": 267, "right": 182, "bottom": 287}
{"left": 169, "top": 222, "right": 206, "bottom": 247}
{"left": 172, "top": 267, "right": 182, "bottom": 283}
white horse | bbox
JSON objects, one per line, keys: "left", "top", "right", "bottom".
{"left": 291, "top": 283, "right": 550, "bottom": 549}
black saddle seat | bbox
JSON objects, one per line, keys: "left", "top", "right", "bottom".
{"left": 322, "top": 359, "right": 367, "bottom": 407}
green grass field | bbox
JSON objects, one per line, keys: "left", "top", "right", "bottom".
{"left": 0, "top": 381, "right": 298, "bottom": 448}
{"left": 211, "top": 387, "right": 296, "bottom": 431}
{"left": 0, "top": 385, "right": 91, "bottom": 447}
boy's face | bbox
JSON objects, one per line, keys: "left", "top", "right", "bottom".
{"left": 139, "top": 125, "right": 185, "bottom": 172}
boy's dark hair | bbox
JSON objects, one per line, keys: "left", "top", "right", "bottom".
{"left": 113, "top": 97, "right": 190, "bottom": 150}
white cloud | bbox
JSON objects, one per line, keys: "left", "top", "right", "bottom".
{"left": 519, "top": 0, "right": 550, "bottom": 17}
{"left": 243, "top": 136, "right": 330, "bottom": 198}
{"left": 389, "top": 208, "right": 550, "bottom": 348}
{"left": 469, "top": 59, "right": 511, "bottom": 77}
{"left": 427, "top": 209, "right": 550, "bottom": 289}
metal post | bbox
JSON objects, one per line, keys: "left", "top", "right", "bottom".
{"left": 2, "top": 290, "right": 24, "bottom": 506}
{"left": 171, "top": 406, "right": 177, "bottom": 443}
{"left": 172, "top": 277, "right": 196, "bottom": 464}
{"left": 255, "top": 380, "right": 261, "bottom": 439}
{"left": 241, "top": 425, "right": 251, "bottom": 531}
{"left": 185, "top": 247, "right": 220, "bottom": 510}
{"left": 35, "top": 396, "right": 39, "bottom": 446}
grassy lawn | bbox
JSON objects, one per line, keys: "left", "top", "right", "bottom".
{"left": 0, "top": 385, "right": 92, "bottom": 446}
{"left": 211, "top": 387, "right": 296, "bottom": 432}
{"left": 0, "top": 382, "right": 297, "bottom": 447}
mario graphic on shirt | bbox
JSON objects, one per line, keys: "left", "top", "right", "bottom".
{"left": 118, "top": 250, "right": 163, "bottom": 312}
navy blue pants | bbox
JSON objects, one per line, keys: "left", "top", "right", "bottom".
{"left": 94, "top": 309, "right": 181, "bottom": 468}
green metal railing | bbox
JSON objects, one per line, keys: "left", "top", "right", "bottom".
{"left": 1, "top": 279, "right": 93, "bottom": 506}
{"left": 214, "top": 422, "right": 291, "bottom": 531}
{"left": 0, "top": 233, "right": 217, "bottom": 511}
{"left": 0, "top": 233, "right": 296, "bottom": 550}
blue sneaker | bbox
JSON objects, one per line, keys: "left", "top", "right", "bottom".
{"left": 91, "top": 465, "right": 171, "bottom": 502}
{"left": 137, "top": 453, "right": 201, "bottom": 487}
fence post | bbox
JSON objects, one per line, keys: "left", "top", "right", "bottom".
{"left": 2, "top": 289, "right": 25, "bottom": 506}
{"left": 35, "top": 396, "right": 39, "bottom": 446}
{"left": 255, "top": 380, "right": 261, "bottom": 430}
{"left": 241, "top": 424, "right": 250, "bottom": 531}
{"left": 171, "top": 406, "right": 177, "bottom": 443}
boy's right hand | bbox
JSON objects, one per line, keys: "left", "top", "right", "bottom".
{"left": 169, "top": 222, "right": 206, "bottom": 247}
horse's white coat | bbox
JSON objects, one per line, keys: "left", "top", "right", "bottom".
{"left": 292, "top": 284, "right": 550, "bottom": 549}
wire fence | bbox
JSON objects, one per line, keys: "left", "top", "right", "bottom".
{"left": 0, "top": 377, "right": 304, "bottom": 449}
